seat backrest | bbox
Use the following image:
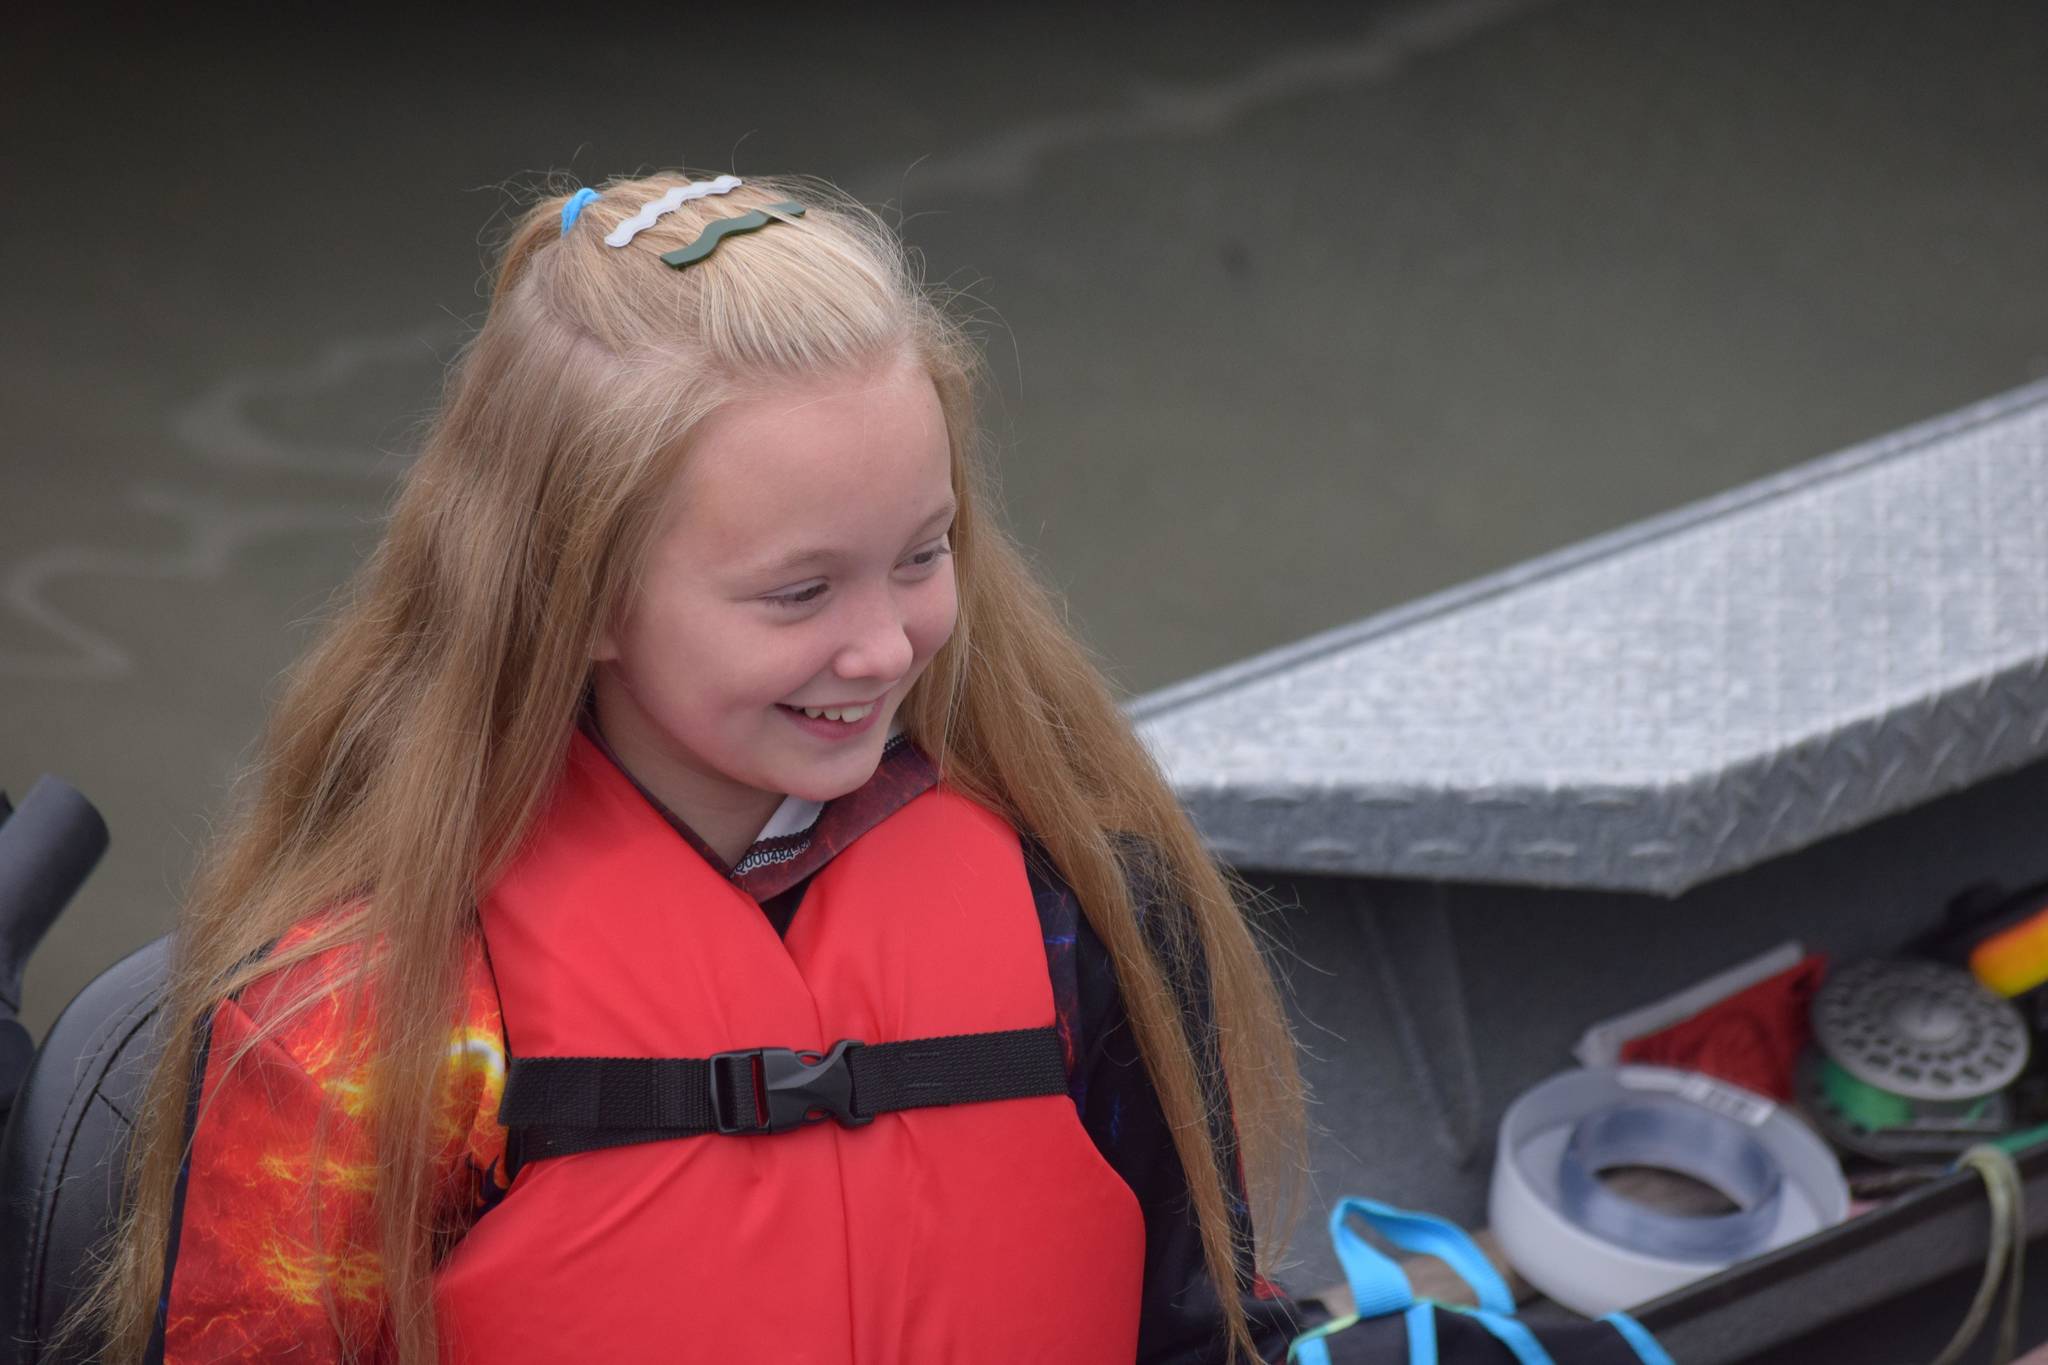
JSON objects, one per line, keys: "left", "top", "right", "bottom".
{"left": 0, "top": 936, "right": 171, "bottom": 1365}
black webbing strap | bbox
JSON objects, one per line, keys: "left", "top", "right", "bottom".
{"left": 500, "top": 1026, "right": 1067, "bottom": 1164}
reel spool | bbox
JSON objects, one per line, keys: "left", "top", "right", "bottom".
{"left": 1799, "top": 959, "right": 2030, "bottom": 1163}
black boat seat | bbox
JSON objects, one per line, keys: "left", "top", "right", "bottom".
{"left": 0, "top": 935, "right": 171, "bottom": 1365}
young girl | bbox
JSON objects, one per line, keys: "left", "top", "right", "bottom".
{"left": 88, "top": 170, "right": 1313, "bottom": 1363}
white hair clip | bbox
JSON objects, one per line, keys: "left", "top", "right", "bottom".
{"left": 604, "top": 175, "right": 744, "bottom": 248}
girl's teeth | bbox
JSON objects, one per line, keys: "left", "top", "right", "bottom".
{"left": 799, "top": 702, "right": 873, "bottom": 723}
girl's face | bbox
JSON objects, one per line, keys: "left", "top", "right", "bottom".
{"left": 591, "top": 353, "right": 959, "bottom": 842}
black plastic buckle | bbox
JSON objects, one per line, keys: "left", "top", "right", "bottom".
{"left": 707, "top": 1039, "right": 870, "bottom": 1135}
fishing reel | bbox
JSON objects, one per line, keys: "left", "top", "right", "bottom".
{"left": 1798, "top": 959, "right": 2030, "bottom": 1164}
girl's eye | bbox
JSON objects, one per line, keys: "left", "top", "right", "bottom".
{"left": 762, "top": 542, "right": 949, "bottom": 610}
{"left": 766, "top": 583, "right": 828, "bottom": 609}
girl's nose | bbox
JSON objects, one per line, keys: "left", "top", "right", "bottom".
{"left": 833, "top": 593, "right": 916, "bottom": 684}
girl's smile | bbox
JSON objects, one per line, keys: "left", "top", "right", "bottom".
{"left": 775, "top": 698, "right": 886, "bottom": 739}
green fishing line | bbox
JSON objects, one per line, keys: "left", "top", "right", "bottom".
{"left": 1818, "top": 1056, "right": 1999, "bottom": 1130}
{"left": 1816, "top": 1056, "right": 1914, "bottom": 1128}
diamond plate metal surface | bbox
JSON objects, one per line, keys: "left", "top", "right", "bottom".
{"left": 1131, "top": 381, "right": 2048, "bottom": 894}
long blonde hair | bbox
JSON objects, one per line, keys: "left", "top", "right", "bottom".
{"left": 89, "top": 172, "right": 1305, "bottom": 1362}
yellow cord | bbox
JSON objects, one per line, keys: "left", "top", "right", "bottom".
{"left": 1928, "top": 1145, "right": 2025, "bottom": 1365}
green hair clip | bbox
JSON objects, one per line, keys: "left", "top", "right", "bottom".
{"left": 661, "top": 201, "right": 807, "bottom": 269}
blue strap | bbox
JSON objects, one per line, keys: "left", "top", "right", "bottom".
{"left": 1449, "top": 1306, "right": 1558, "bottom": 1365}
{"left": 1329, "top": 1197, "right": 1517, "bottom": 1316}
{"left": 1289, "top": 1306, "right": 1438, "bottom": 1364}
{"left": 1296, "top": 1302, "right": 1667, "bottom": 1365}
{"left": 1601, "top": 1312, "right": 1678, "bottom": 1365}
{"left": 1404, "top": 1302, "right": 1438, "bottom": 1364}
{"left": 1286, "top": 1309, "right": 1362, "bottom": 1364}
{"left": 1327, "top": 1198, "right": 1415, "bottom": 1317}
{"left": 1298, "top": 1198, "right": 1680, "bottom": 1365}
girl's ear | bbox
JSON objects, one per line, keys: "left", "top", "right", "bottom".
{"left": 590, "top": 626, "right": 620, "bottom": 664}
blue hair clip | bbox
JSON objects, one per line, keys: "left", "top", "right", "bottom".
{"left": 560, "top": 187, "right": 602, "bottom": 237}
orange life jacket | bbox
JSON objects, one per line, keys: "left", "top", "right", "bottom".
{"left": 433, "top": 731, "right": 1146, "bottom": 1362}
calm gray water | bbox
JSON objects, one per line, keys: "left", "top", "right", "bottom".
{"left": 5, "top": 0, "right": 2046, "bottom": 1047}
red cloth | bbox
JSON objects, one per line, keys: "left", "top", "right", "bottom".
{"left": 1619, "top": 956, "right": 1827, "bottom": 1101}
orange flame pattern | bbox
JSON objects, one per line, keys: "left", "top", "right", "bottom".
{"left": 159, "top": 926, "right": 508, "bottom": 1362}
